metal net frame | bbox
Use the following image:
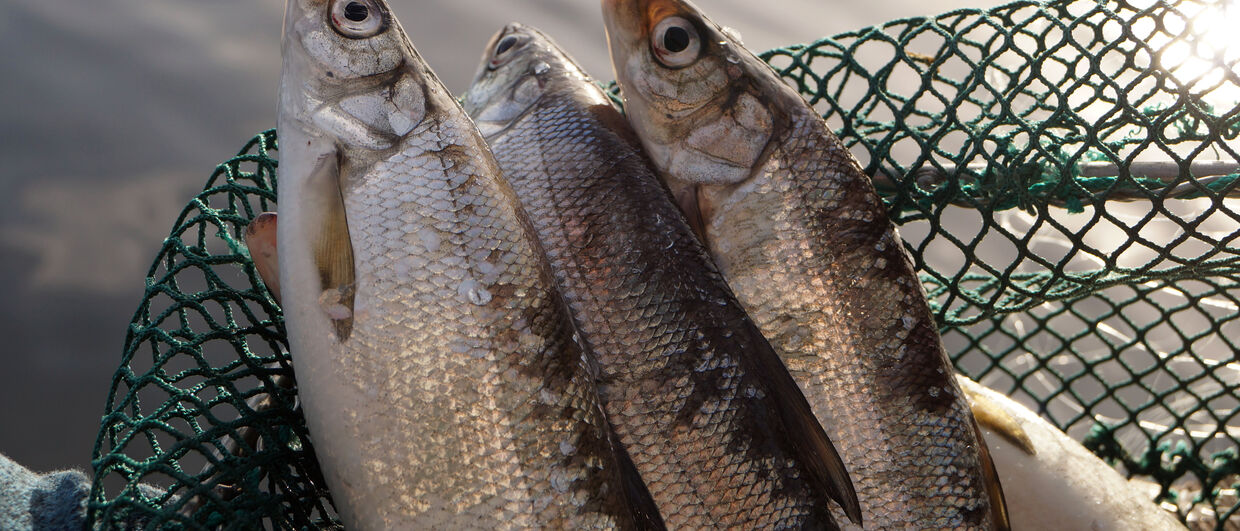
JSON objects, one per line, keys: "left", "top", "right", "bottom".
{"left": 89, "top": 0, "right": 1239, "bottom": 528}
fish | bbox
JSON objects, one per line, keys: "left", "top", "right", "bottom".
{"left": 463, "top": 23, "right": 861, "bottom": 528}
{"left": 277, "top": 1, "right": 664, "bottom": 528}
{"left": 958, "top": 377, "right": 1187, "bottom": 531}
{"left": 601, "top": 0, "right": 1011, "bottom": 528}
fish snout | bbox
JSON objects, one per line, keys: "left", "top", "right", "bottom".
{"left": 601, "top": 0, "right": 650, "bottom": 44}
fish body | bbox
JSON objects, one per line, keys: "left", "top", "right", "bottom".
{"left": 277, "top": 1, "right": 661, "bottom": 528}
{"left": 958, "top": 377, "right": 1187, "bottom": 531}
{"left": 463, "top": 24, "right": 859, "bottom": 529}
{"left": 602, "top": 0, "right": 1009, "bottom": 528}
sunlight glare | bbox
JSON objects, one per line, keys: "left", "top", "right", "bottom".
{"left": 1156, "top": 0, "right": 1240, "bottom": 105}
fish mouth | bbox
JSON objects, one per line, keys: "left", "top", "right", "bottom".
{"left": 600, "top": 0, "right": 648, "bottom": 48}
{"left": 602, "top": 0, "right": 692, "bottom": 34}
{"left": 282, "top": 0, "right": 328, "bottom": 42}
{"left": 600, "top": 0, "right": 632, "bottom": 16}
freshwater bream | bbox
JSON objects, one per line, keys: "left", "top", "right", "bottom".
{"left": 601, "top": 0, "right": 1011, "bottom": 528}
{"left": 463, "top": 24, "right": 860, "bottom": 528}
{"left": 277, "top": 1, "right": 663, "bottom": 528}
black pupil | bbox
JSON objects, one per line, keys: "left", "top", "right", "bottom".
{"left": 344, "top": 2, "right": 369, "bottom": 22}
{"left": 496, "top": 36, "right": 518, "bottom": 56}
{"left": 663, "top": 26, "right": 691, "bottom": 53}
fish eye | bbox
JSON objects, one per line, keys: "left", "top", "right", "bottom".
{"left": 488, "top": 34, "right": 527, "bottom": 70}
{"left": 496, "top": 36, "right": 520, "bottom": 56}
{"left": 651, "top": 16, "right": 701, "bottom": 68}
{"left": 330, "top": 0, "right": 387, "bottom": 39}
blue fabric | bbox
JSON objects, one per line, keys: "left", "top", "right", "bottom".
{"left": 0, "top": 453, "right": 89, "bottom": 531}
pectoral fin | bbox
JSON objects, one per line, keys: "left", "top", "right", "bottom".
{"left": 306, "top": 152, "right": 356, "bottom": 341}
{"left": 245, "top": 212, "right": 281, "bottom": 304}
{"left": 960, "top": 377, "right": 1036, "bottom": 456}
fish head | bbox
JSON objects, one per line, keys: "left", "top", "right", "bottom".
{"left": 463, "top": 23, "right": 603, "bottom": 138}
{"left": 602, "top": 0, "right": 794, "bottom": 190}
{"left": 278, "top": 0, "right": 442, "bottom": 343}
{"left": 279, "top": 0, "right": 429, "bottom": 156}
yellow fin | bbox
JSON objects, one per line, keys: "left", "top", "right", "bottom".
{"left": 306, "top": 153, "right": 356, "bottom": 341}
{"left": 963, "top": 381, "right": 1037, "bottom": 456}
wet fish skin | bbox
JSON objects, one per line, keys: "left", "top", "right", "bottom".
{"left": 957, "top": 377, "right": 1187, "bottom": 531}
{"left": 277, "top": 1, "right": 663, "bottom": 528}
{"left": 464, "top": 23, "right": 859, "bottom": 529}
{"left": 602, "top": 0, "right": 1010, "bottom": 529}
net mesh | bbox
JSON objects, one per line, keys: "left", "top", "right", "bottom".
{"left": 89, "top": 0, "right": 1239, "bottom": 528}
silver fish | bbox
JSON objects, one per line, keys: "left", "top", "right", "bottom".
{"left": 278, "top": 1, "right": 662, "bottom": 528}
{"left": 957, "top": 377, "right": 1186, "bottom": 531}
{"left": 602, "top": 0, "right": 1010, "bottom": 528}
{"left": 464, "top": 23, "right": 860, "bottom": 528}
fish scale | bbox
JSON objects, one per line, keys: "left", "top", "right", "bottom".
{"left": 712, "top": 113, "right": 989, "bottom": 527}
{"left": 601, "top": 0, "right": 1008, "bottom": 528}
{"left": 465, "top": 24, "right": 858, "bottom": 529}
{"left": 278, "top": 1, "right": 661, "bottom": 528}
{"left": 299, "top": 110, "right": 627, "bottom": 530}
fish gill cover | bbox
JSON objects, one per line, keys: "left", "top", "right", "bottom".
{"left": 89, "top": 0, "right": 1238, "bottom": 528}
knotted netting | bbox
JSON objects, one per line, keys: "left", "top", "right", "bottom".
{"left": 89, "top": 0, "right": 1239, "bottom": 528}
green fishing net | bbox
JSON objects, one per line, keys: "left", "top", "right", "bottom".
{"left": 89, "top": 0, "right": 1239, "bottom": 528}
